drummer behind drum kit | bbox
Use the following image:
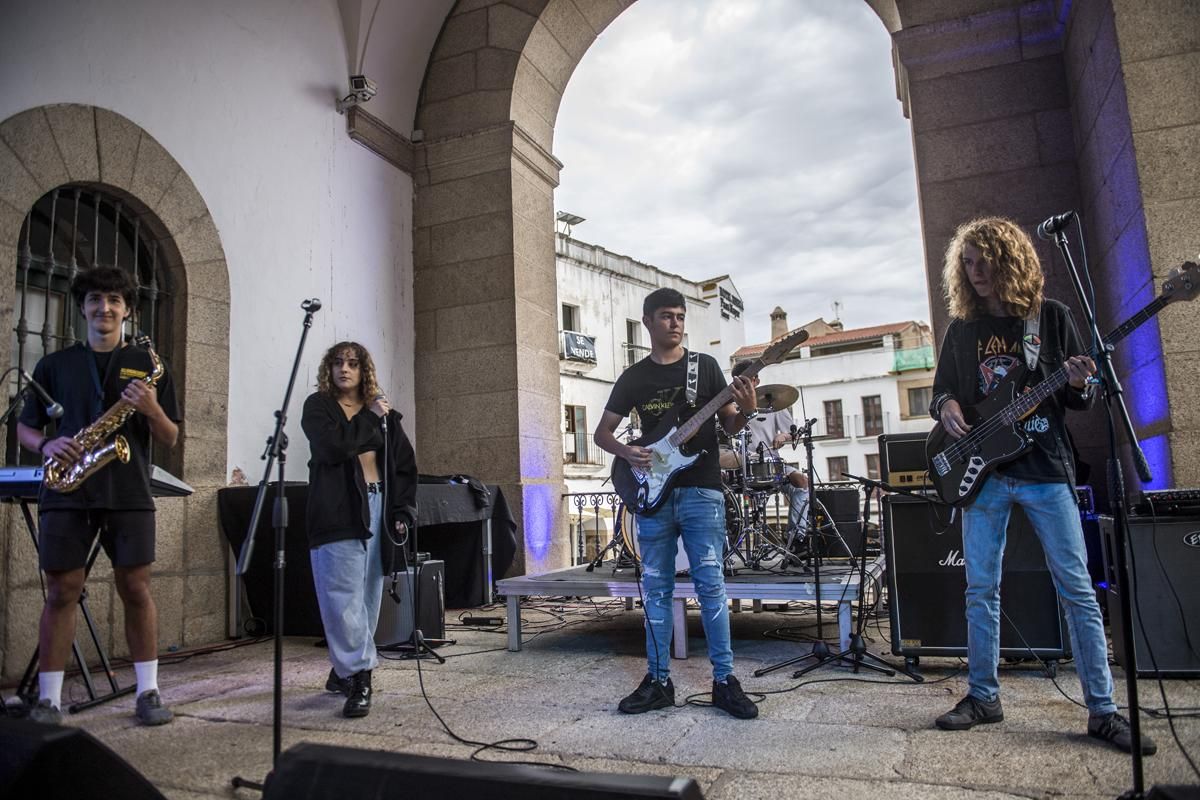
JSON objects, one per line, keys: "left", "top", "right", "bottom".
{"left": 718, "top": 383, "right": 817, "bottom": 573}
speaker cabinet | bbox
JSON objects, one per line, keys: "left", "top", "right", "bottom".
{"left": 264, "top": 743, "right": 705, "bottom": 799}
{"left": 883, "top": 495, "right": 1070, "bottom": 659}
{"left": 0, "top": 718, "right": 165, "bottom": 800}
{"left": 812, "top": 484, "right": 864, "bottom": 557}
{"left": 376, "top": 560, "right": 446, "bottom": 646}
{"left": 1099, "top": 515, "right": 1200, "bottom": 677}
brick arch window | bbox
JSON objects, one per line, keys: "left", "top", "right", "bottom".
{"left": 9, "top": 185, "right": 176, "bottom": 467}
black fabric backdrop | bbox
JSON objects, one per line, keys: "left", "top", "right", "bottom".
{"left": 218, "top": 481, "right": 516, "bottom": 635}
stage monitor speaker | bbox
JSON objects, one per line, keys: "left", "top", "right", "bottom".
{"left": 264, "top": 742, "right": 705, "bottom": 799}
{"left": 883, "top": 495, "right": 1070, "bottom": 659}
{"left": 877, "top": 431, "right": 932, "bottom": 490}
{"left": 1098, "top": 515, "right": 1200, "bottom": 677}
{"left": 376, "top": 559, "right": 446, "bottom": 646}
{"left": 0, "top": 717, "right": 165, "bottom": 800}
{"left": 812, "top": 484, "right": 863, "bottom": 557}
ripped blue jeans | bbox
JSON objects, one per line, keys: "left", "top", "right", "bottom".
{"left": 635, "top": 486, "right": 733, "bottom": 683}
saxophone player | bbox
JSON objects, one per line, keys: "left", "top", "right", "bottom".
{"left": 16, "top": 266, "right": 181, "bottom": 726}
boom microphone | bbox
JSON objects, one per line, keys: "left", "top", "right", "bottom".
{"left": 1036, "top": 210, "right": 1076, "bottom": 240}
{"left": 20, "top": 370, "right": 64, "bottom": 419}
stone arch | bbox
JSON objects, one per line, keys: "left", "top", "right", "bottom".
{"left": 413, "top": 1, "right": 632, "bottom": 576}
{"left": 0, "top": 104, "right": 231, "bottom": 674}
{"left": 414, "top": 0, "right": 1197, "bottom": 571}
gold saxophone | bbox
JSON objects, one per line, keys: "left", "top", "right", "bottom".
{"left": 43, "top": 335, "right": 165, "bottom": 494}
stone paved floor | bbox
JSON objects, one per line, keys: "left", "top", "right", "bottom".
{"left": 11, "top": 600, "right": 1199, "bottom": 799}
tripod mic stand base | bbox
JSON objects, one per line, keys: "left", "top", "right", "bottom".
{"left": 753, "top": 638, "right": 835, "bottom": 678}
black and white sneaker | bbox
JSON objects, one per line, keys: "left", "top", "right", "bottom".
{"left": 935, "top": 694, "right": 1003, "bottom": 730}
{"left": 712, "top": 675, "right": 758, "bottom": 719}
{"left": 1088, "top": 712, "right": 1157, "bottom": 755}
{"left": 27, "top": 698, "right": 62, "bottom": 725}
{"left": 618, "top": 674, "right": 674, "bottom": 714}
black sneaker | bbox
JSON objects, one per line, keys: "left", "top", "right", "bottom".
{"left": 712, "top": 675, "right": 758, "bottom": 719}
{"left": 343, "top": 670, "right": 372, "bottom": 718}
{"left": 27, "top": 698, "right": 62, "bottom": 725}
{"left": 325, "top": 668, "right": 350, "bottom": 696}
{"left": 935, "top": 694, "right": 1003, "bottom": 730}
{"left": 618, "top": 674, "right": 674, "bottom": 714}
{"left": 1088, "top": 712, "right": 1157, "bottom": 755}
{"left": 135, "top": 690, "right": 174, "bottom": 726}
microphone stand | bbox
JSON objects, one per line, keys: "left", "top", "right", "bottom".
{"left": 823, "top": 472, "right": 924, "bottom": 682}
{"left": 231, "top": 298, "right": 320, "bottom": 793}
{"left": 1048, "top": 224, "right": 1151, "bottom": 798}
{"left": 754, "top": 418, "right": 838, "bottom": 677}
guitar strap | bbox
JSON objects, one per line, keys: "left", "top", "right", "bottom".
{"left": 1022, "top": 313, "right": 1042, "bottom": 372}
{"left": 685, "top": 350, "right": 699, "bottom": 407}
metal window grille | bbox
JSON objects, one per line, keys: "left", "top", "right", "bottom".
{"left": 9, "top": 186, "right": 174, "bottom": 464}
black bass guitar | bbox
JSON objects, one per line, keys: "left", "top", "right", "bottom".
{"left": 612, "top": 329, "right": 809, "bottom": 514}
{"left": 927, "top": 260, "right": 1198, "bottom": 506}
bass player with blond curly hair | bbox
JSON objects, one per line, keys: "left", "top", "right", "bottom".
{"left": 301, "top": 341, "right": 417, "bottom": 718}
{"left": 928, "top": 217, "right": 1154, "bottom": 756}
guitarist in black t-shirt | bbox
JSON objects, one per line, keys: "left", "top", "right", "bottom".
{"left": 595, "top": 287, "right": 760, "bottom": 719}
{"left": 928, "top": 217, "right": 1154, "bottom": 756}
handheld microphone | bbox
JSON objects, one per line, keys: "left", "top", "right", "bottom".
{"left": 20, "top": 370, "right": 63, "bottom": 419}
{"left": 375, "top": 393, "right": 387, "bottom": 432}
{"left": 301, "top": 297, "right": 322, "bottom": 312}
{"left": 1036, "top": 210, "right": 1076, "bottom": 240}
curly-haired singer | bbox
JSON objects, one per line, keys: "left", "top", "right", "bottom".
{"left": 301, "top": 341, "right": 417, "bottom": 718}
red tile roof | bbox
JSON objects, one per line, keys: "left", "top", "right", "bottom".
{"left": 732, "top": 321, "right": 915, "bottom": 360}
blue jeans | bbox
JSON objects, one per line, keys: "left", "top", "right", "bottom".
{"left": 636, "top": 486, "right": 734, "bottom": 683}
{"left": 310, "top": 491, "right": 384, "bottom": 678}
{"left": 962, "top": 476, "right": 1115, "bottom": 715}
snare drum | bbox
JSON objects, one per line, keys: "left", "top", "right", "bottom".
{"left": 746, "top": 454, "right": 787, "bottom": 488}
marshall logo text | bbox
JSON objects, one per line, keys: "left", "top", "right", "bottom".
{"left": 939, "top": 549, "right": 966, "bottom": 567}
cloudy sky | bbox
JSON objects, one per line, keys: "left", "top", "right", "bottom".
{"left": 554, "top": 0, "right": 931, "bottom": 346}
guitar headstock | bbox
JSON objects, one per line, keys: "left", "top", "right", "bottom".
{"left": 760, "top": 328, "right": 810, "bottom": 366}
{"left": 1163, "top": 260, "right": 1199, "bottom": 304}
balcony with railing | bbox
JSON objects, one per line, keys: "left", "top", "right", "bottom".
{"left": 851, "top": 411, "right": 894, "bottom": 438}
{"left": 622, "top": 341, "right": 650, "bottom": 369}
{"left": 892, "top": 345, "right": 935, "bottom": 373}
{"left": 563, "top": 432, "right": 609, "bottom": 468}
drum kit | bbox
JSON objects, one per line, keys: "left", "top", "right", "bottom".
{"left": 717, "top": 383, "right": 813, "bottom": 573}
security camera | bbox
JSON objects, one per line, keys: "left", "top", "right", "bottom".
{"left": 336, "top": 74, "right": 378, "bottom": 114}
{"left": 348, "top": 74, "right": 377, "bottom": 101}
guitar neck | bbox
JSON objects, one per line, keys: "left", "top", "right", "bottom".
{"left": 667, "top": 359, "right": 765, "bottom": 447}
{"left": 1007, "top": 293, "right": 1173, "bottom": 420}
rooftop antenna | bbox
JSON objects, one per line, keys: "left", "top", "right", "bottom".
{"left": 831, "top": 300, "right": 843, "bottom": 322}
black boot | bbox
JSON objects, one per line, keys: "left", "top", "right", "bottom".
{"left": 343, "top": 669, "right": 372, "bottom": 718}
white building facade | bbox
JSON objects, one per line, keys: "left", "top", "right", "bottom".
{"left": 732, "top": 315, "right": 937, "bottom": 485}
{"left": 555, "top": 232, "right": 745, "bottom": 555}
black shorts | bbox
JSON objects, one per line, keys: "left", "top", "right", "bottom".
{"left": 38, "top": 509, "right": 156, "bottom": 572}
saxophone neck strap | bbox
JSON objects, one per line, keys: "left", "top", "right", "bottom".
{"left": 83, "top": 340, "right": 127, "bottom": 418}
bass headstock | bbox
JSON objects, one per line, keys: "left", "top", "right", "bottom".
{"left": 1162, "top": 260, "right": 1199, "bottom": 304}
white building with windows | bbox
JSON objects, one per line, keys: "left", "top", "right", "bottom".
{"left": 555, "top": 232, "right": 746, "bottom": 500}
{"left": 731, "top": 310, "right": 937, "bottom": 485}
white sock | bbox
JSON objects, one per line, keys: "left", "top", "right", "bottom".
{"left": 134, "top": 660, "right": 159, "bottom": 696}
{"left": 39, "top": 671, "right": 64, "bottom": 708}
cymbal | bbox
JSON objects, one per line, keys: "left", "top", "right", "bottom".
{"left": 754, "top": 383, "right": 798, "bottom": 411}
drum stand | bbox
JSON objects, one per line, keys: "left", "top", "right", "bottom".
{"left": 585, "top": 505, "right": 637, "bottom": 574}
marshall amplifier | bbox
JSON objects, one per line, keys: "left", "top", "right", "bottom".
{"left": 1099, "top": 515, "right": 1200, "bottom": 676}
{"left": 883, "top": 495, "right": 1070, "bottom": 660}
{"left": 877, "top": 432, "right": 933, "bottom": 491}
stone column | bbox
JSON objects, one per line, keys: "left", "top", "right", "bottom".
{"left": 413, "top": 122, "right": 568, "bottom": 576}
